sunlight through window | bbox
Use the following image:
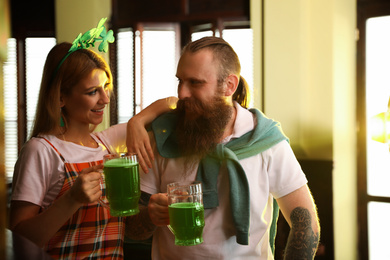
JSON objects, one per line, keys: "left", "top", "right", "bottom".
{"left": 366, "top": 16, "right": 390, "bottom": 197}
{"left": 25, "top": 38, "right": 56, "bottom": 137}
{"left": 142, "top": 29, "right": 177, "bottom": 110}
{"left": 366, "top": 15, "right": 390, "bottom": 260}
{"left": 3, "top": 38, "right": 17, "bottom": 182}
{"left": 117, "top": 29, "right": 134, "bottom": 123}
{"left": 368, "top": 202, "right": 390, "bottom": 259}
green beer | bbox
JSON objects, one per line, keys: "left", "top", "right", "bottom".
{"left": 168, "top": 202, "right": 205, "bottom": 246}
{"left": 103, "top": 158, "right": 140, "bottom": 216}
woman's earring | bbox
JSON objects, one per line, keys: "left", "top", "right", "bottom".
{"left": 60, "top": 108, "right": 65, "bottom": 127}
{"left": 60, "top": 116, "right": 65, "bottom": 127}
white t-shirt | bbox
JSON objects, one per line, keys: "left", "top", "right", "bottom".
{"left": 140, "top": 103, "right": 307, "bottom": 260}
{"left": 11, "top": 123, "right": 127, "bottom": 209}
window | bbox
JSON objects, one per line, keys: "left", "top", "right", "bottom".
{"left": 116, "top": 24, "right": 179, "bottom": 123}
{"left": 116, "top": 29, "right": 134, "bottom": 124}
{"left": 223, "top": 28, "right": 254, "bottom": 108}
{"left": 141, "top": 26, "right": 178, "bottom": 111}
{"left": 192, "top": 30, "right": 215, "bottom": 40}
{"left": 25, "top": 38, "right": 56, "bottom": 136}
{"left": 3, "top": 38, "right": 17, "bottom": 183}
{"left": 365, "top": 17, "right": 390, "bottom": 198}
{"left": 367, "top": 202, "right": 390, "bottom": 259}
{"left": 357, "top": 1, "right": 390, "bottom": 258}
{"left": 2, "top": 37, "right": 55, "bottom": 182}
{"left": 364, "top": 15, "right": 390, "bottom": 260}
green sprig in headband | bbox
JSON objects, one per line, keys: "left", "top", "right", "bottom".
{"left": 56, "top": 17, "right": 115, "bottom": 128}
{"left": 54, "top": 17, "right": 115, "bottom": 76}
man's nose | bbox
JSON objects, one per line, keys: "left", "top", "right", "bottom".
{"left": 178, "top": 84, "right": 191, "bottom": 99}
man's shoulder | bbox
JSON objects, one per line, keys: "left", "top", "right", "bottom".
{"left": 232, "top": 104, "right": 256, "bottom": 138}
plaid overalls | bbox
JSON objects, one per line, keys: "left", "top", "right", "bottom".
{"left": 41, "top": 137, "right": 125, "bottom": 259}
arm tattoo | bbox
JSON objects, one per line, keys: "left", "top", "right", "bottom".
{"left": 284, "top": 207, "right": 319, "bottom": 260}
{"left": 125, "top": 192, "right": 157, "bottom": 240}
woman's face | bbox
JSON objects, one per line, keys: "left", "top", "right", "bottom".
{"left": 61, "top": 68, "right": 110, "bottom": 128}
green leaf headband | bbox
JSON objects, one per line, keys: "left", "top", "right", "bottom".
{"left": 54, "top": 17, "right": 115, "bottom": 76}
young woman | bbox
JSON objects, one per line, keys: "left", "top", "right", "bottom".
{"left": 9, "top": 40, "right": 176, "bottom": 259}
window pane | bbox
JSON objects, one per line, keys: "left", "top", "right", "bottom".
{"left": 3, "top": 38, "right": 17, "bottom": 182}
{"left": 142, "top": 29, "right": 177, "bottom": 109}
{"left": 117, "top": 29, "right": 134, "bottom": 123}
{"left": 368, "top": 202, "right": 390, "bottom": 259}
{"left": 192, "top": 31, "right": 213, "bottom": 41}
{"left": 223, "top": 29, "right": 254, "bottom": 108}
{"left": 365, "top": 16, "right": 390, "bottom": 197}
{"left": 25, "top": 38, "right": 56, "bottom": 137}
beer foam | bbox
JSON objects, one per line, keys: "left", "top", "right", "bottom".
{"left": 104, "top": 158, "right": 138, "bottom": 167}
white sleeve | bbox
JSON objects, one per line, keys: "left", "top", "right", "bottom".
{"left": 139, "top": 132, "right": 161, "bottom": 195}
{"left": 267, "top": 140, "right": 308, "bottom": 199}
{"left": 11, "top": 138, "right": 64, "bottom": 207}
{"left": 139, "top": 160, "right": 162, "bottom": 195}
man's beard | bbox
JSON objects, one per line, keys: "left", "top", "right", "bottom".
{"left": 174, "top": 94, "right": 233, "bottom": 172}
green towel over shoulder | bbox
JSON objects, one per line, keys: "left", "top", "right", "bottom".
{"left": 151, "top": 108, "right": 288, "bottom": 245}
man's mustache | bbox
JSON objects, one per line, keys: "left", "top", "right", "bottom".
{"left": 175, "top": 98, "right": 210, "bottom": 119}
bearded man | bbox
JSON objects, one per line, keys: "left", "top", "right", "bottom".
{"left": 126, "top": 36, "right": 320, "bottom": 260}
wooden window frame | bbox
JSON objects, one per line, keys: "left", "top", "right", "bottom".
{"left": 357, "top": 0, "right": 390, "bottom": 259}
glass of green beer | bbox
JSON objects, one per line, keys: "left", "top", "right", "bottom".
{"left": 99, "top": 153, "right": 140, "bottom": 216}
{"left": 167, "top": 181, "right": 205, "bottom": 246}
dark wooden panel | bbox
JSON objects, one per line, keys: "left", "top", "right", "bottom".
{"left": 188, "top": 0, "right": 249, "bottom": 15}
{"left": 10, "top": 0, "right": 55, "bottom": 38}
{"left": 113, "top": 0, "right": 183, "bottom": 26}
{"left": 275, "top": 159, "right": 334, "bottom": 260}
{"left": 358, "top": 0, "right": 390, "bottom": 4}
{"left": 112, "top": 0, "right": 249, "bottom": 26}
{"left": 358, "top": 1, "right": 390, "bottom": 18}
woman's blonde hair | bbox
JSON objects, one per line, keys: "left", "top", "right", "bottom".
{"left": 30, "top": 42, "right": 113, "bottom": 138}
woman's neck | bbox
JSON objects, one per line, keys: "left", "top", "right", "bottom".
{"left": 56, "top": 127, "right": 98, "bottom": 148}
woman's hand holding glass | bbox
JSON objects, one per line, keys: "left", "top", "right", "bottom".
{"left": 69, "top": 164, "right": 104, "bottom": 205}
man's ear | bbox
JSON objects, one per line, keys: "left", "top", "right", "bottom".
{"left": 224, "top": 74, "right": 239, "bottom": 96}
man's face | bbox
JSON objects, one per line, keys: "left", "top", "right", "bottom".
{"left": 176, "top": 49, "right": 222, "bottom": 107}
{"left": 174, "top": 49, "right": 233, "bottom": 163}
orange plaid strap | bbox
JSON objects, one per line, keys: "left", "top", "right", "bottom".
{"left": 40, "top": 138, "right": 125, "bottom": 259}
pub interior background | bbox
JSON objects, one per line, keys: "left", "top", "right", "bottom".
{"left": 1, "top": 0, "right": 390, "bottom": 259}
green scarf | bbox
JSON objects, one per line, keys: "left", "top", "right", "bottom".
{"left": 151, "top": 108, "right": 288, "bottom": 245}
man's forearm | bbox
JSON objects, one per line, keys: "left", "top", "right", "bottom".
{"left": 284, "top": 207, "right": 320, "bottom": 260}
{"left": 125, "top": 192, "right": 157, "bottom": 240}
